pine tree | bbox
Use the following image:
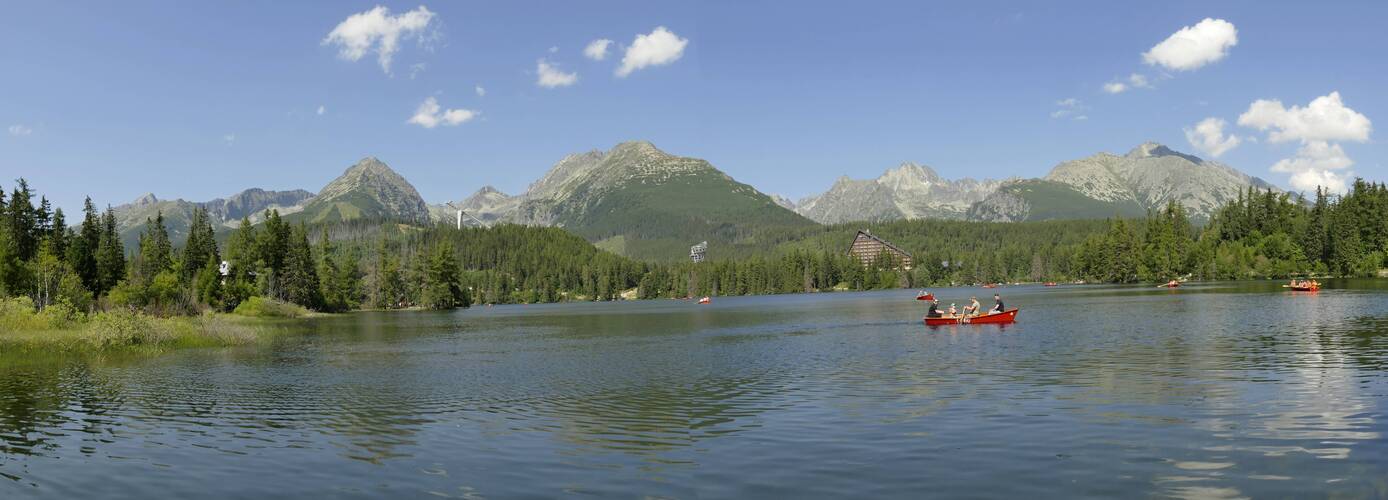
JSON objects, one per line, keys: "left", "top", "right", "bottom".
{"left": 68, "top": 197, "right": 101, "bottom": 291}
{"left": 6, "top": 179, "right": 38, "bottom": 261}
{"left": 421, "top": 239, "right": 467, "bottom": 309}
{"left": 48, "top": 207, "right": 68, "bottom": 258}
{"left": 138, "top": 211, "right": 174, "bottom": 278}
{"left": 96, "top": 207, "right": 126, "bottom": 294}
{"left": 179, "top": 207, "right": 219, "bottom": 282}
{"left": 280, "top": 224, "right": 322, "bottom": 309}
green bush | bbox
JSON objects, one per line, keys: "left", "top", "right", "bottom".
{"left": 87, "top": 309, "right": 171, "bottom": 347}
{"left": 232, "top": 296, "right": 309, "bottom": 318}
{"left": 0, "top": 297, "right": 45, "bottom": 331}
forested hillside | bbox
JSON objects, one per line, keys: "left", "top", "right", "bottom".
{"left": 1, "top": 178, "right": 1384, "bottom": 322}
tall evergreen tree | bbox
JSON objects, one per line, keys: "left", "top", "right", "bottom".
{"left": 95, "top": 207, "right": 126, "bottom": 294}
{"left": 68, "top": 197, "right": 101, "bottom": 290}
{"left": 280, "top": 224, "right": 322, "bottom": 309}
{"left": 421, "top": 239, "right": 467, "bottom": 309}
{"left": 6, "top": 179, "right": 38, "bottom": 261}
{"left": 179, "top": 207, "right": 219, "bottom": 282}
{"left": 138, "top": 211, "right": 174, "bottom": 278}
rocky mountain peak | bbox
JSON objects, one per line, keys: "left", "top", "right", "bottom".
{"left": 1126, "top": 142, "right": 1203, "bottom": 163}
{"left": 307, "top": 156, "right": 430, "bottom": 223}
{"left": 133, "top": 193, "right": 159, "bottom": 206}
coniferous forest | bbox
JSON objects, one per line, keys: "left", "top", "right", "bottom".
{"left": 1, "top": 178, "right": 1385, "bottom": 324}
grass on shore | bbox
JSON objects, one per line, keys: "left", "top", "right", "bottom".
{"left": 0, "top": 297, "right": 305, "bottom": 352}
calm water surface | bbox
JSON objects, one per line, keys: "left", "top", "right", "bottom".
{"left": 3, "top": 281, "right": 1388, "bottom": 498}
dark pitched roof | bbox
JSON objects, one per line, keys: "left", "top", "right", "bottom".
{"left": 848, "top": 230, "right": 913, "bottom": 259}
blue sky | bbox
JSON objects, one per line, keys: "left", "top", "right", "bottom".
{"left": 2, "top": 1, "right": 1384, "bottom": 214}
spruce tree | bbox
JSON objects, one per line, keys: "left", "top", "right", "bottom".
{"left": 180, "top": 207, "right": 219, "bottom": 282}
{"left": 68, "top": 197, "right": 101, "bottom": 290}
{"left": 421, "top": 239, "right": 466, "bottom": 309}
{"left": 280, "top": 224, "right": 322, "bottom": 309}
{"left": 95, "top": 207, "right": 126, "bottom": 294}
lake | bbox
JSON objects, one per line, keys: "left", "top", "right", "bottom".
{"left": 3, "top": 281, "right": 1387, "bottom": 498}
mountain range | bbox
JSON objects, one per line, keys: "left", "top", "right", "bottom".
{"left": 108, "top": 141, "right": 1276, "bottom": 259}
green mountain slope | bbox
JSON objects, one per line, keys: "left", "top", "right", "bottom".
{"left": 288, "top": 157, "right": 431, "bottom": 225}
{"left": 510, "top": 141, "right": 816, "bottom": 260}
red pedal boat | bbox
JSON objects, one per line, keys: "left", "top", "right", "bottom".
{"left": 924, "top": 309, "right": 1019, "bottom": 326}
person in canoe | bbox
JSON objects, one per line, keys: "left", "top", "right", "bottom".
{"left": 989, "top": 293, "right": 1005, "bottom": 314}
{"left": 948, "top": 303, "right": 958, "bottom": 317}
{"left": 925, "top": 299, "right": 945, "bottom": 318}
{"left": 962, "top": 296, "right": 982, "bottom": 317}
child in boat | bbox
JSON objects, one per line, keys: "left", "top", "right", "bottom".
{"left": 989, "top": 294, "right": 1004, "bottom": 314}
{"left": 948, "top": 303, "right": 957, "bottom": 317}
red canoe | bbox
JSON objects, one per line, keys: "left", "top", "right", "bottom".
{"left": 924, "top": 309, "right": 1019, "bottom": 326}
{"left": 1285, "top": 285, "right": 1320, "bottom": 292}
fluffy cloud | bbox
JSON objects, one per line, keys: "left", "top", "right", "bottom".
{"left": 475, "top": 85, "right": 486, "bottom": 97}
{"left": 1237, "top": 92, "right": 1371, "bottom": 144}
{"left": 408, "top": 96, "right": 477, "bottom": 128}
{"left": 616, "top": 26, "right": 688, "bottom": 77}
{"left": 1272, "top": 141, "right": 1353, "bottom": 193}
{"left": 323, "top": 6, "right": 436, "bottom": 74}
{"left": 584, "top": 39, "right": 613, "bottom": 61}
{"left": 1103, "top": 74, "right": 1152, "bottom": 94}
{"left": 1143, "top": 18, "right": 1238, "bottom": 71}
{"left": 1183, "top": 117, "right": 1241, "bottom": 158}
{"left": 1237, "top": 92, "right": 1371, "bottom": 193}
{"left": 223, "top": 134, "right": 236, "bottom": 145}
{"left": 536, "top": 59, "right": 578, "bottom": 88}
{"left": 8, "top": 124, "right": 32, "bottom": 136}
{"left": 316, "top": 105, "right": 326, "bottom": 115}
{"left": 1051, "top": 98, "right": 1087, "bottom": 120}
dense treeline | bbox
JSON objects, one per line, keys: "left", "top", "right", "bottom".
{"left": 3, "top": 178, "right": 1385, "bottom": 319}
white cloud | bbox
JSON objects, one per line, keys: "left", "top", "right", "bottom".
{"left": 1183, "top": 117, "right": 1241, "bottom": 158}
{"left": 408, "top": 62, "right": 427, "bottom": 79}
{"left": 1051, "top": 98, "right": 1088, "bottom": 120}
{"left": 584, "top": 39, "right": 613, "bottom": 61}
{"left": 1103, "top": 74, "right": 1152, "bottom": 94}
{"left": 475, "top": 85, "right": 486, "bottom": 97}
{"left": 1274, "top": 142, "right": 1353, "bottom": 193}
{"left": 616, "top": 26, "right": 688, "bottom": 77}
{"left": 536, "top": 59, "right": 578, "bottom": 88}
{"left": 316, "top": 105, "right": 326, "bottom": 115}
{"left": 323, "top": 5, "right": 436, "bottom": 74}
{"left": 1237, "top": 91, "right": 1372, "bottom": 144}
{"left": 223, "top": 134, "right": 236, "bottom": 145}
{"left": 407, "top": 96, "right": 477, "bottom": 128}
{"left": 1143, "top": 18, "right": 1238, "bottom": 71}
{"left": 8, "top": 124, "right": 32, "bottom": 136}
{"left": 548, "top": 46, "right": 559, "bottom": 54}
{"left": 1237, "top": 92, "right": 1371, "bottom": 194}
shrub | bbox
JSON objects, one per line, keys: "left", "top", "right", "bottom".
{"left": 0, "top": 297, "right": 45, "bottom": 331}
{"left": 36, "top": 300, "right": 83, "bottom": 329}
{"left": 232, "top": 296, "right": 309, "bottom": 318}
{"left": 86, "top": 309, "right": 171, "bottom": 347}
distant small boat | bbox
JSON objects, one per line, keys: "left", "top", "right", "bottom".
{"left": 1161, "top": 280, "right": 1181, "bottom": 288}
{"left": 924, "top": 309, "right": 1018, "bottom": 326}
{"left": 1043, "top": 282, "right": 1058, "bottom": 287}
{"left": 915, "top": 291, "right": 936, "bottom": 301}
{"left": 1284, "top": 281, "right": 1321, "bottom": 292}
{"left": 698, "top": 296, "right": 711, "bottom": 304}
{"left": 981, "top": 284, "right": 998, "bottom": 289}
